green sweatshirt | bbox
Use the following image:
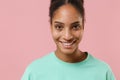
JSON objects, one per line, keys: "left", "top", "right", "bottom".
{"left": 21, "top": 52, "right": 116, "bottom": 80}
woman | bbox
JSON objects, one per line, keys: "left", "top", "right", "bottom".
{"left": 21, "top": 0, "right": 116, "bottom": 80}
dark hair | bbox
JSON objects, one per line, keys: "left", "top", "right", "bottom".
{"left": 49, "top": 0, "right": 85, "bottom": 24}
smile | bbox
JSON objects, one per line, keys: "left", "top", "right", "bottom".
{"left": 59, "top": 40, "right": 76, "bottom": 48}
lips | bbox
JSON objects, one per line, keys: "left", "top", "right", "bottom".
{"left": 59, "top": 40, "right": 76, "bottom": 49}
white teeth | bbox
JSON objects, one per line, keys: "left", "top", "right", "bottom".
{"left": 61, "top": 40, "right": 75, "bottom": 46}
{"left": 63, "top": 42, "right": 73, "bottom": 46}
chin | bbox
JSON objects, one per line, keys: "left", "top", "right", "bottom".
{"left": 59, "top": 47, "right": 77, "bottom": 55}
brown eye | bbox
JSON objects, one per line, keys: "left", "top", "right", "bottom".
{"left": 72, "top": 24, "right": 80, "bottom": 30}
{"left": 55, "top": 24, "right": 63, "bottom": 31}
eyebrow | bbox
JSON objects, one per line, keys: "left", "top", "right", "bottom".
{"left": 54, "top": 21, "right": 64, "bottom": 25}
{"left": 54, "top": 21, "right": 80, "bottom": 25}
{"left": 71, "top": 21, "right": 80, "bottom": 25}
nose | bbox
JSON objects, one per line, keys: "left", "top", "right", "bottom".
{"left": 63, "top": 29, "right": 73, "bottom": 41}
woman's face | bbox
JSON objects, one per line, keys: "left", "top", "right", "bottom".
{"left": 51, "top": 4, "right": 84, "bottom": 55}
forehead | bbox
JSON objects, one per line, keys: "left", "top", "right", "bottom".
{"left": 53, "top": 4, "right": 82, "bottom": 24}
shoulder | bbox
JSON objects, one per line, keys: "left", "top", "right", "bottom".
{"left": 88, "top": 53, "right": 112, "bottom": 71}
{"left": 21, "top": 52, "right": 55, "bottom": 80}
{"left": 87, "top": 53, "right": 116, "bottom": 80}
{"left": 25, "top": 52, "right": 54, "bottom": 72}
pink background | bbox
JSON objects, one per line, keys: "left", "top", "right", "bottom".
{"left": 0, "top": 0, "right": 119, "bottom": 80}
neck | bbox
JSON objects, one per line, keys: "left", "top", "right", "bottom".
{"left": 55, "top": 49, "right": 86, "bottom": 63}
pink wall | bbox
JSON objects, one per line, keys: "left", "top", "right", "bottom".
{"left": 0, "top": 0, "right": 119, "bottom": 80}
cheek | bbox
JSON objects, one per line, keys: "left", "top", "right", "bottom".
{"left": 51, "top": 30, "right": 60, "bottom": 41}
{"left": 74, "top": 30, "right": 83, "bottom": 40}
{"left": 75, "top": 31, "right": 83, "bottom": 38}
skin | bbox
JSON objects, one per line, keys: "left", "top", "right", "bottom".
{"left": 51, "top": 4, "right": 86, "bottom": 63}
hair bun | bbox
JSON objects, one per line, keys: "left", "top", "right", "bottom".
{"left": 51, "top": 0, "right": 84, "bottom": 4}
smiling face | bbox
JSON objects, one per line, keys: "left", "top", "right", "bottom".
{"left": 51, "top": 4, "right": 84, "bottom": 56}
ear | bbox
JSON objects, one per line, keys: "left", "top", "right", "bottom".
{"left": 49, "top": 20, "right": 53, "bottom": 32}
